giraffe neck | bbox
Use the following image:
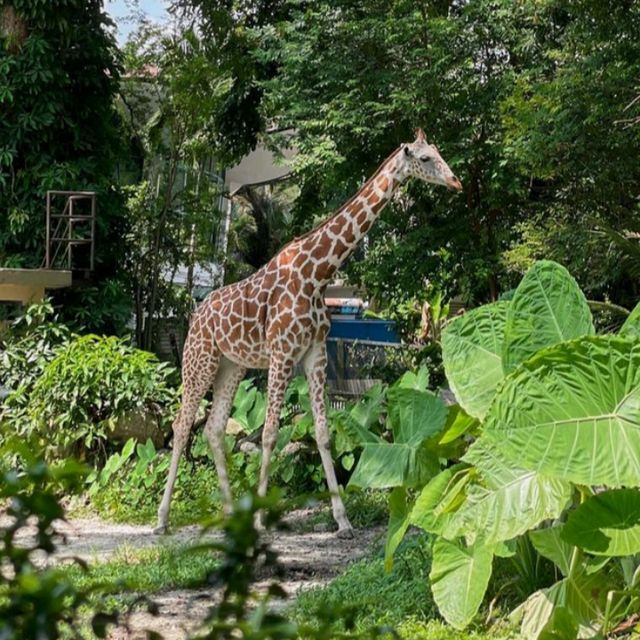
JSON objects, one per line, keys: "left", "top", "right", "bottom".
{"left": 300, "top": 148, "right": 407, "bottom": 286}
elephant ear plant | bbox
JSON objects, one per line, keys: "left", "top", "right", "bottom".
{"left": 349, "top": 260, "right": 640, "bottom": 638}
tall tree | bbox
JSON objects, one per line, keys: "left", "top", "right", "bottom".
{"left": 501, "top": 0, "right": 640, "bottom": 305}
{"left": 171, "top": 0, "right": 640, "bottom": 323}
{"left": 254, "top": 1, "right": 529, "bottom": 306}
{"left": 0, "top": 0, "right": 128, "bottom": 332}
{"left": 119, "top": 23, "right": 230, "bottom": 350}
{"left": 0, "top": 1, "right": 121, "bottom": 263}
{"left": 170, "top": 0, "right": 293, "bottom": 162}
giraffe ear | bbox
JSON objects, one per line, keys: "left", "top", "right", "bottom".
{"left": 403, "top": 145, "right": 413, "bottom": 157}
{"left": 415, "top": 128, "right": 427, "bottom": 143}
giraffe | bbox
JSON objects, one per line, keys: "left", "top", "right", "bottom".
{"left": 155, "top": 129, "right": 462, "bottom": 537}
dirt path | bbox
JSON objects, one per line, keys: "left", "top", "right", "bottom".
{"left": 40, "top": 511, "right": 384, "bottom": 639}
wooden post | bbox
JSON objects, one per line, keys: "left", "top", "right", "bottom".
{"left": 45, "top": 191, "right": 51, "bottom": 268}
{"left": 90, "top": 192, "right": 96, "bottom": 271}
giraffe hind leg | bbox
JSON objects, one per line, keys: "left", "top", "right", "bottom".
{"left": 202, "top": 358, "right": 246, "bottom": 516}
{"left": 155, "top": 345, "right": 220, "bottom": 534}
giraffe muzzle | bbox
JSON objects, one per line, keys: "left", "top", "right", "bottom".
{"left": 447, "top": 176, "right": 463, "bottom": 192}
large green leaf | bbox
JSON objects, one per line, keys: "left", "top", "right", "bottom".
{"left": 387, "top": 387, "right": 448, "bottom": 446}
{"left": 393, "top": 366, "right": 430, "bottom": 391}
{"left": 349, "top": 382, "right": 385, "bottom": 432}
{"left": 384, "top": 487, "right": 411, "bottom": 571}
{"left": 502, "top": 260, "right": 594, "bottom": 373}
{"left": 441, "top": 302, "right": 509, "bottom": 420}
{"left": 619, "top": 301, "right": 640, "bottom": 339}
{"left": 336, "top": 412, "right": 382, "bottom": 446}
{"left": 430, "top": 539, "right": 493, "bottom": 630}
{"left": 456, "top": 440, "right": 572, "bottom": 545}
{"left": 529, "top": 526, "right": 573, "bottom": 576}
{"left": 334, "top": 384, "right": 386, "bottom": 447}
{"left": 438, "top": 405, "right": 479, "bottom": 445}
{"left": 232, "top": 381, "right": 266, "bottom": 433}
{"left": 561, "top": 489, "right": 640, "bottom": 556}
{"left": 348, "top": 442, "right": 439, "bottom": 489}
{"left": 485, "top": 336, "right": 640, "bottom": 488}
{"left": 410, "top": 463, "right": 470, "bottom": 537}
{"left": 516, "top": 571, "right": 607, "bottom": 640}
{"left": 349, "top": 389, "right": 447, "bottom": 489}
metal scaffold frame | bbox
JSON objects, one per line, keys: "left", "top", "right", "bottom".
{"left": 44, "top": 190, "right": 96, "bottom": 271}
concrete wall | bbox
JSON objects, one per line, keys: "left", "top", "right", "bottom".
{"left": 0, "top": 269, "right": 71, "bottom": 304}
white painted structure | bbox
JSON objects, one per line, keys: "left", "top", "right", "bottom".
{"left": 216, "top": 140, "right": 296, "bottom": 285}
{"left": 225, "top": 142, "right": 295, "bottom": 196}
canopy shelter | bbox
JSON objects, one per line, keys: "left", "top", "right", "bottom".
{"left": 0, "top": 268, "right": 71, "bottom": 305}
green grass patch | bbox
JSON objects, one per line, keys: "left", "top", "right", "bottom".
{"left": 291, "top": 489, "right": 389, "bottom": 532}
{"left": 394, "top": 618, "right": 520, "bottom": 639}
{"left": 61, "top": 542, "right": 219, "bottom": 597}
{"left": 294, "top": 534, "right": 434, "bottom": 630}
{"left": 293, "top": 533, "right": 520, "bottom": 639}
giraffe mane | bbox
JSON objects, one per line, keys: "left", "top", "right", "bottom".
{"left": 285, "top": 145, "right": 403, "bottom": 247}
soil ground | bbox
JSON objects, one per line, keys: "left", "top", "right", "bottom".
{"left": 16, "top": 510, "right": 384, "bottom": 640}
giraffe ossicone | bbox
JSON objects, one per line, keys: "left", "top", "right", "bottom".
{"left": 155, "top": 129, "right": 462, "bottom": 536}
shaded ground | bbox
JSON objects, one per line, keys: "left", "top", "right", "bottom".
{"left": 19, "top": 510, "right": 384, "bottom": 640}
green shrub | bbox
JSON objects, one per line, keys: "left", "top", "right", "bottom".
{"left": 6, "top": 335, "right": 179, "bottom": 460}
{"left": 85, "top": 435, "right": 221, "bottom": 525}
{"left": 227, "top": 375, "right": 365, "bottom": 496}
{"left": 0, "top": 299, "right": 72, "bottom": 394}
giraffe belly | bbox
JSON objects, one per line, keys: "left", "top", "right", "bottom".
{"left": 211, "top": 294, "right": 321, "bottom": 369}
{"left": 216, "top": 328, "right": 317, "bottom": 369}
{"left": 216, "top": 338, "right": 271, "bottom": 369}
{"left": 217, "top": 338, "right": 315, "bottom": 369}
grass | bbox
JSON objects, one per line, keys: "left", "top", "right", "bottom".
{"left": 293, "top": 533, "right": 521, "bottom": 639}
{"left": 294, "top": 534, "right": 434, "bottom": 629}
{"left": 61, "top": 542, "right": 220, "bottom": 598}
{"left": 394, "top": 619, "right": 520, "bottom": 639}
{"left": 54, "top": 519, "right": 524, "bottom": 639}
{"left": 289, "top": 488, "right": 389, "bottom": 532}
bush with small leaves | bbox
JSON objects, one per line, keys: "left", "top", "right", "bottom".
{"left": 5, "top": 335, "right": 179, "bottom": 461}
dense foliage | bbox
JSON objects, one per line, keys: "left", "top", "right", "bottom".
{"left": 118, "top": 24, "right": 233, "bottom": 349}
{"left": 0, "top": 441, "right": 388, "bottom": 640}
{"left": 4, "top": 3, "right": 640, "bottom": 637}
{"left": 0, "top": 299, "right": 71, "bottom": 394}
{"left": 0, "top": 0, "right": 130, "bottom": 332}
{"left": 171, "top": 0, "right": 640, "bottom": 324}
{"left": 83, "top": 375, "right": 367, "bottom": 524}
{"left": 350, "top": 260, "right": 640, "bottom": 637}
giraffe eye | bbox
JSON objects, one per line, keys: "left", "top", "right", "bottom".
{"left": 419, "top": 155, "right": 430, "bottom": 163}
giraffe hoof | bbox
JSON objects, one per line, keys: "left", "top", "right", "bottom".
{"left": 153, "top": 524, "right": 169, "bottom": 536}
{"left": 336, "top": 526, "right": 355, "bottom": 539}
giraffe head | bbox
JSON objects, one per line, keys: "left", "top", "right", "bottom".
{"left": 400, "top": 128, "right": 462, "bottom": 192}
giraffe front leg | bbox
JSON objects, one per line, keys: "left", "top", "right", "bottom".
{"left": 203, "top": 359, "right": 246, "bottom": 517}
{"left": 256, "top": 355, "right": 294, "bottom": 525}
{"left": 304, "top": 342, "right": 354, "bottom": 538}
